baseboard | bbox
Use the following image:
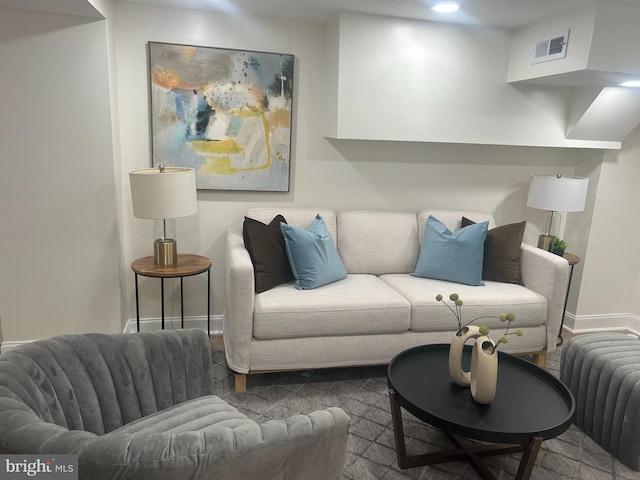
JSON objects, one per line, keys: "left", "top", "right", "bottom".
{"left": 0, "top": 340, "right": 33, "bottom": 353}
{"left": 123, "top": 314, "right": 224, "bottom": 335}
{"left": 563, "top": 311, "right": 640, "bottom": 337}
{"left": 0, "top": 316, "right": 224, "bottom": 353}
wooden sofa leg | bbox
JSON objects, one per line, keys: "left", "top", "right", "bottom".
{"left": 532, "top": 351, "right": 547, "bottom": 368}
{"left": 235, "top": 374, "right": 247, "bottom": 393}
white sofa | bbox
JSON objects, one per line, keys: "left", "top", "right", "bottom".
{"left": 225, "top": 208, "right": 570, "bottom": 392}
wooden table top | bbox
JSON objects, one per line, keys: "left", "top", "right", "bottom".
{"left": 563, "top": 252, "right": 580, "bottom": 266}
{"left": 131, "top": 254, "right": 212, "bottom": 278}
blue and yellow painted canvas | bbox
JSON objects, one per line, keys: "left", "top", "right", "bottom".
{"left": 149, "top": 42, "right": 293, "bottom": 191}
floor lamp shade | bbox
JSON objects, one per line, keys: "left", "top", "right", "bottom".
{"left": 527, "top": 175, "right": 589, "bottom": 250}
{"left": 129, "top": 167, "right": 197, "bottom": 265}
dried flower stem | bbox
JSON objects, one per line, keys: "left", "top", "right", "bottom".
{"left": 436, "top": 293, "right": 522, "bottom": 351}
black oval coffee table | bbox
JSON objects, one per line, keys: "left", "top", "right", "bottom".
{"left": 387, "top": 344, "right": 575, "bottom": 480}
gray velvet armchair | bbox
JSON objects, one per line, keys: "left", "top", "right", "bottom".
{"left": 0, "top": 329, "right": 350, "bottom": 479}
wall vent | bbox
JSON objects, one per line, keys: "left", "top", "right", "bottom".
{"left": 532, "top": 30, "right": 569, "bottom": 64}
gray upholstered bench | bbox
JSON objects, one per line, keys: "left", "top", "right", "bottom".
{"left": 560, "top": 332, "right": 640, "bottom": 471}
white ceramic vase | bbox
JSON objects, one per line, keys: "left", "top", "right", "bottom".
{"left": 448, "top": 325, "right": 482, "bottom": 386}
{"left": 470, "top": 336, "right": 498, "bottom": 404}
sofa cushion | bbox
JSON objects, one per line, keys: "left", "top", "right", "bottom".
{"left": 337, "top": 210, "right": 419, "bottom": 274}
{"left": 253, "top": 274, "right": 411, "bottom": 339}
{"left": 112, "top": 396, "right": 251, "bottom": 435}
{"left": 412, "top": 215, "right": 488, "bottom": 286}
{"left": 462, "top": 217, "right": 526, "bottom": 285}
{"left": 247, "top": 208, "right": 338, "bottom": 245}
{"left": 417, "top": 209, "right": 496, "bottom": 243}
{"left": 381, "top": 274, "right": 547, "bottom": 332}
{"left": 243, "top": 215, "right": 294, "bottom": 293}
{"left": 281, "top": 215, "right": 347, "bottom": 290}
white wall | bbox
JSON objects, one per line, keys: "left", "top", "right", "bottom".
{"left": 114, "top": 3, "right": 584, "bottom": 327}
{"left": 508, "top": 2, "right": 640, "bottom": 83}
{"left": 572, "top": 124, "right": 640, "bottom": 326}
{"left": 89, "top": 0, "right": 129, "bottom": 330}
{"left": 588, "top": 2, "right": 640, "bottom": 74}
{"left": 507, "top": 6, "right": 595, "bottom": 84}
{"left": 0, "top": 9, "right": 121, "bottom": 342}
{"left": 327, "top": 12, "right": 616, "bottom": 148}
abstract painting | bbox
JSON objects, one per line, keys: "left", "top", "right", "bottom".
{"left": 148, "top": 42, "right": 293, "bottom": 191}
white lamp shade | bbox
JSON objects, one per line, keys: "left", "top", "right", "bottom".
{"left": 129, "top": 167, "right": 197, "bottom": 219}
{"left": 527, "top": 175, "right": 589, "bottom": 212}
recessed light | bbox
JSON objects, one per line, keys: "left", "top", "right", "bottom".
{"left": 619, "top": 80, "right": 640, "bottom": 88}
{"left": 430, "top": 2, "right": 461, "bottom": 13}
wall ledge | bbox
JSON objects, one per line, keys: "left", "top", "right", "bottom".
{"left": 324, "top": 135, "right": 621, "bottom": 150}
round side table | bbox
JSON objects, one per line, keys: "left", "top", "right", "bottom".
{"left": 131, "top": 254, "right": 212, "bottom": 334}
{"left": 558, "top": 252, "right": 580, "bottom": 346}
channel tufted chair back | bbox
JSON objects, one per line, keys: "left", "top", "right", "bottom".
{"left": 0, "top": 329, "right": 351, "bottom": 480}
{"left": 0, "top": 329, "right": 212, "bottom": 435}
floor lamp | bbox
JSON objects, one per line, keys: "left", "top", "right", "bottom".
{"left": 527, "top": 174, "right": 589, "bottom": 251}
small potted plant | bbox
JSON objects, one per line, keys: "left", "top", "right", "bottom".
{"left": 551, "top": 237, "right": 567, "bottom": 256}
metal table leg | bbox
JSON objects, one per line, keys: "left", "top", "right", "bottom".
{"left": 557, "top": 264, "right": 575, "bottom": 346}
{"left": 135, "top": 273, "right": 140, "bottom": 332}
{"left": 207, "top": 268, "right": 211, "bottom": 336}
{"left": 160, "top": 278, "right": 165, "bottom": 329}
{"left": 180, "top": 277, "right": 184, "bottom": 328}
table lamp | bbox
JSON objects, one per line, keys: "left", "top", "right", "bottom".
{"left": 129, "top": 165, "right": 197, "bottom": 265}
{"left": 527, "top": 174, "right": 589, "bottom": 251}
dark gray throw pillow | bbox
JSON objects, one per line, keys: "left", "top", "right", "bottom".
{"left": 243, "top": 215, "right": 294, "bottom": 293}
{"left": 462, "top": 217, "right": 526, "bottom": 285}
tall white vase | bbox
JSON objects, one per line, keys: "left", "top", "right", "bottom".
{"left": 470, "top": 336, "right": 498, "bottom": 404}
{"left": 448, "top": 325, "right": 482, "bottom": 386}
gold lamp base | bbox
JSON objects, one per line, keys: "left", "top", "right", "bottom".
{"left": 154, "top": 239, "right": 177, "bottom": 265}
{"left": 537, "top": 234, "right": 556, "bottom": 252}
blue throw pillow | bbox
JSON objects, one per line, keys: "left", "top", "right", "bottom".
{"left": 280, "top": 214, "right": 347, "bottom": 290}
{"left": 412, "top": 215, "right": 488, "bottom": 286}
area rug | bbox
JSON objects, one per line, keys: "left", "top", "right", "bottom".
{"left": 211, "top": 345, "right": 636, "bottom": 479}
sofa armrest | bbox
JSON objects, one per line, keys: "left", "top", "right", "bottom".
{"left": 224, "top": 227, "right": 256, "bottom": 374}
{"left": 3, "top": 396, "right": 349, "bottom": 480}
{"left": 208, "top": 406, "right": 351, "bottom": 480}
{"left": 0, "top": 400, "right": 97, "bottom": 454}
{"left": 519, "top": 243, "right": 570, "bottom": 353}
{"left": 76, "top": 407, "right": 350, "bottom": 480}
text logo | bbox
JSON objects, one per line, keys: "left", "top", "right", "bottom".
{"left": 0, "top": 455, "right": 77, "bottom": 479}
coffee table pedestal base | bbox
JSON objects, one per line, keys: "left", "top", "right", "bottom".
{"left": 389, "top": 389, "right": 543, "bottom": 480}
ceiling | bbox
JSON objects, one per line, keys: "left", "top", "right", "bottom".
{"left": 1, "top": 0, "right": 640, "bottom": 27}
{"left": 0, "top": 0, "right": 102, "bottom": 18}
{"left": 120, "top": 0, "right": 640, "bottom": 27}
